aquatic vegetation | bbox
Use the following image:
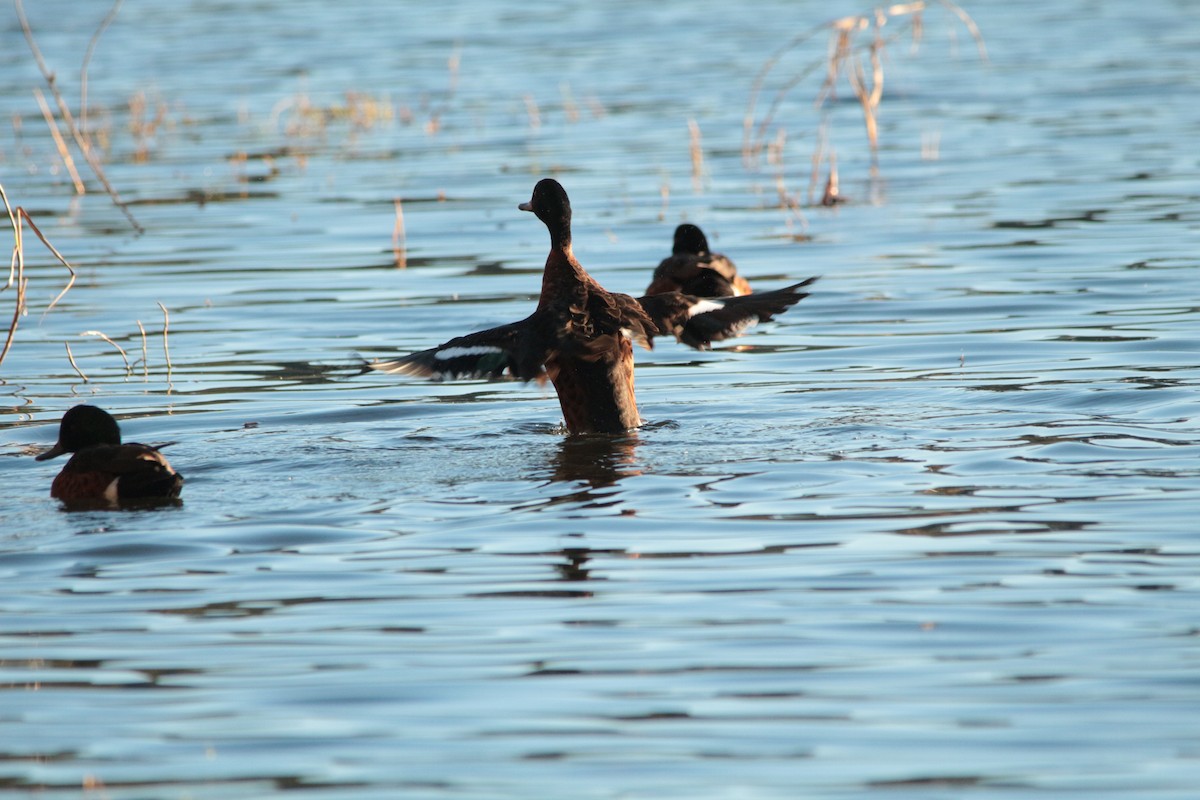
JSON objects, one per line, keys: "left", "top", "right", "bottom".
{"left": 743, "top": 1, "right": 987, "bottom": 203}
{"left": 0, "top": 182, "right": 75, "bottom": 370}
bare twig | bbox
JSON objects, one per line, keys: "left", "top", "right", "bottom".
{"left": 64, "top": 341, "right": 88, "bottom": 382}
{"left": 81, "top": 329, "right": 131, "bottom": 374}
{"left": 18, "top": 209, "right": 76, "bottom": 316}
{"left": 33, "top": 88, "right": 86, "bottom": 194}
{"left": 937, "top": 0, "right": 988, "bottom": 61}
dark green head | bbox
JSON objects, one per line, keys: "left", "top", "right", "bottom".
{"left": 519, "top": 178, "right": 573, "bottom": 244}
{"left": 36, "top": 405, "right": 122, "bottom": 461}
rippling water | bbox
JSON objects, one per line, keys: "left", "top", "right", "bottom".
{"left": 2, "top": 1, "right": 1198, "bottom": 797}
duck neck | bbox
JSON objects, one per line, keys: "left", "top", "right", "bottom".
{"left": 539, "top": 224, "right": 591, "bottom": 306}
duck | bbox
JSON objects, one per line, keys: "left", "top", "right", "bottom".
{"left": 35, "top": 405, "right": 183, "bottom": 506}
{"left": 645, "top": 223, "right": 752, "bottom": 298}
{"left": 367, "top": 178, "right": 817, "bottom": 435}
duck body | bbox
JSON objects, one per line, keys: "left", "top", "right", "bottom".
{"left": 646, "top": 223, "right": 752, "bottom": 298}
{"left": 534, "top": 240, "right": 651, "bottom": 433}
{"left": 369, "top": 179, "right": 817, "bottom": 435}
{"left": 36, "top": 405, "right": 183, "bottom": 506}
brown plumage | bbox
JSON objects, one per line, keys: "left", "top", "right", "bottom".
{"left": 646, "top": 223, "right": 752, "bottom": 298}
{"left": 36, "top": 405, "right": 183, "bottom": 507}
{"left": 368, "top": 179, "right": 818, "bottom": 434}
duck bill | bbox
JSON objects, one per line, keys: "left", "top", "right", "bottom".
{"left": 518, "top": 201, "right": 533, "bottom": 212}
{"left": 35, "top": 442, "right": 66, "bottom": 461}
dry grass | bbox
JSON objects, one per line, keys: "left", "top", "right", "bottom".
{"left": 3, "top": 181, "right": 180, "bottom": 383}
{"left": 742, "top": 1, "right": 986, "bottom": 190}
{"left": 127, "top": 89, "right": 173, "bottom": 163}
{"left": 15, "top": 0, "right": 143, "bottom": 232}
{"left": 272, "top": 90, "right": 398, "bottom": 139}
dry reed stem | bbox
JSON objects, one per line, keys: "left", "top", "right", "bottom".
{"left": 922, "top": 129, "right": 941, "bottom": 160}
{"left": 821, "top": 152, "right": 842, "bottom": 207}
{"left": 774, "top": 174, "right": 808, "bottom": 229}
{"left": 156, "top": 301, "right": 173, "bottom": 380}
{"left": 136, "top": 319, "right": 148, "bottom": 379}
{"left": 33, "top": 88, "right": 86, "bottom": 194}
{"left": 1, "top": 182, "right": 77, "bottom": 368}
{"left": 447, "top": 46, "right": 461, "bottom": 97}
{"left": 15, "top": 0, "right": 143, "bottom": 233}
{"left": 64, "top": 342, "right": 87, "bottom": 382}
{"left": 742, "top": 1, "right": 986, "bottom": 168}
{"left": 1, "top": 187, "right": 26, "bottom": 369}
{"left": 688, "top": 119, "right": 706, "bottom": 192}
{"left": 846, "top": 36, "right": 883, "bottom": 156}
{"left": 1, "top": 182, "right": 19, "bottom": 292}
{"left": 81, "top": 330, "right": 131, "bottom": 374}
{"left": 807, "top": 125, "right": 826, "bottom": 205}
{"left": 523, "top": 95, "right": 541, "bottom": 131}
{"left": 1, "top": 281, "right": 25, "bottom": 369}
{"left": 392, "top": 197, "right": 407, "bottom": 269}
{"left": 80, "top": 0, "right": 124, "bottom": 147}
{"left": 561, "top": 83, "right": 580, "bottom": 123}
{"left": 940, "top": 0, "right": 988, "bottom": 61}
{"left": 744, "top": 21, "right": 827, "bottom": 164}
{"left": 658, "top": 181, "right": 670, "bottom": 222}
{"left": 17, "top": 210, "right": 77, "bottom": 317}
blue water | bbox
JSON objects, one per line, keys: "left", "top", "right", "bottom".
{"left": 1, "top": 1, "right": 1198, "bottom": 797}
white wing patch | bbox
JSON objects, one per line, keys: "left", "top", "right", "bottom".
{"left": 686, "top": 299, "right": 726, "bottom": 319}
{"left": 728, "top": 317, "right": 757, "bottom": 336}
{"left": 433, "top": 345, "right": 504, "bottom": 360}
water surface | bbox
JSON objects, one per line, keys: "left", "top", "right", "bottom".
{"left": 1, "top": 1, "right": 1198, "bottom": 797}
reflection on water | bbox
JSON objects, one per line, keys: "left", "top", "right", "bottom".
{"left": 544, "top": 432, "right": 642, "bottom": 490}
{"left": 2, "top": 0, "right": 1199, "bottom": 797}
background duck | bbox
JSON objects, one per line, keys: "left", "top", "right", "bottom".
{"left": 36, "top": 405, "right": 184, "bottom": 506}
{"left": 646, "top": 223, "right": 753, "bottom": 298}
{"left": 369, "top": 179, "right": 817, "bottom": 435}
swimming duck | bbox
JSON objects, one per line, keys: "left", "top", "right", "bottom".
{"left": 36, "top": 405, "right": 183, "bottom": 505}
{"left": 646, "top": 223, "right": 752, "bottom": 297}
{"left": 368, "top": 179, "right": 817, "bottom": 434}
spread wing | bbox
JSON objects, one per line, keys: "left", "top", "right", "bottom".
{"left": 637, "top": 276, "right": 818, "bottom": 350}
{"left": 365, "top": 314, "right": 551, "bottom": 382}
